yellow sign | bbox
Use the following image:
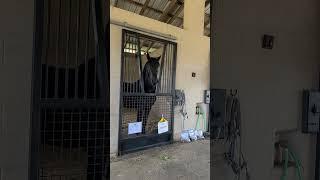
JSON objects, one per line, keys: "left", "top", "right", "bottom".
{"left": 159, "top": 115, "right": 167, "bottom": 123}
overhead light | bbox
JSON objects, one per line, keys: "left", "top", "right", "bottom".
{"left": 124, "top": 48, "right": 146, "bottom": 55}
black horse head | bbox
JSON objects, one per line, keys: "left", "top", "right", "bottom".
{"left": 143, "top": 53, "right": 161, "bottom": 93}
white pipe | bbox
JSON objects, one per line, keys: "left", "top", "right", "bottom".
{"left": 110, "top": 20, "right": 177, "bottom": 41}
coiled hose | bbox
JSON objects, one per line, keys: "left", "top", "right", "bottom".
{"left": 225, "top": 91, "right": 250, "bottom": 180}
{"left": 281, "top": 147, "right": 303, "bottom": 180}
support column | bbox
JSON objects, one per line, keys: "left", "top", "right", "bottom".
{"left": 183, "top": 0, "right": 205, "bottom": 35}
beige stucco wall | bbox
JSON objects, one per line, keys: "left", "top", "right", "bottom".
{"left": 211, "top": 0, "right": 320, "bottom": 179}
{"left": 110, "top": 0, "right": 210, "bottom": 155}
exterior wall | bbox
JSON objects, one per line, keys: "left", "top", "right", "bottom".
{"left": 0, "top": 0, "right": 34, "bottom": 179}
{"left": 110, "top": 0, "right": 210, "bottom": 155}
{"left": 211, "top": 0, "right": 320, "bottom": 179}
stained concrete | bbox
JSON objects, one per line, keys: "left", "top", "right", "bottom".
{"left": 111, "top": 140, "right": 210, "bottom": 180}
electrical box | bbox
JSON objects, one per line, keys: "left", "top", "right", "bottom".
{"left": 204, "top": 90, "right": 210, "bottom": 104}
{"left": 210, "top": 89, "right": 226, "bottom": 139}
{"left": 262, "top": 34, "right": 274, "bottom": 49}
{"left": 302, "top": 90, "right": 320, "bottom": 133}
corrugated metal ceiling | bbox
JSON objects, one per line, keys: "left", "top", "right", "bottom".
{"left": 111, "top": 0, "right": 211, "bottom": 36}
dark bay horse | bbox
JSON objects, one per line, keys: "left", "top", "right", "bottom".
{"left": 122, "top": 53, "right": 161, "bottom": 134}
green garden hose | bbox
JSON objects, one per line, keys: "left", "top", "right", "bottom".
{"left": 195, "top": 106, "right": 206, "bottom": 130}
{"left": 281, "top": 148, "right": 289, "bottom": 180}
{"left": 289, "top": 150, "right": 303, "bottom": 180}
{"left": 281, "top": 147, "right": 303, "bottom": 180}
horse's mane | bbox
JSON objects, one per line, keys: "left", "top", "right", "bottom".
{"left": 142, "top": 54, "right": 160, "bottom": 93}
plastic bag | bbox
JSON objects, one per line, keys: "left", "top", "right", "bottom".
{"left": 180, "top": 130, "right": 191, "bottom": 142}
{"left": 196, "top": 129, "right": 205, "bottom": 139}
{"left": 188, "top": 129, "right": 198, "bottom": 141}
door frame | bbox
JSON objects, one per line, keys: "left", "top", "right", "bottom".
{"left": 118, "top": 29, "right": 177, "bottom": 155}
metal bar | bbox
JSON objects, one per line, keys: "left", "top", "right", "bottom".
{"left": 84, "top": 0, "right": 91, "bottom": 99}
{"left": 54, "top": 0, "right": 62, "bottom": 99}
{"left": 170, "top": 44, "right": 174, "bottom": 91}
{"left": 1, "top": 40, "right": 4, "bottom": 65}
{"left": 92, "top": 0, "right": 108, "bottom": 104}
{"left": 315, "top": 71, "right": 320, "bottom": 180}
{"left": 75, "top": 0, "right": 81, "bottom": 99}
{"left": 44, "top": 0, "right": 52, "bottom": 99}
{"left": 118, "top": 29, "right": 126, "bottom": 155}
{"left": 43, "top": 109, "right": 47, "bottom": 151}
{"left": 135, "top": 36, "right": 139, "bottom": 93}
{"left": 157, "top": 44, "right": 167, "bottom": 92}
{"left": 167, "top": 45, "right": 171, "bottom": 92}
{"left": 164, "top": 45, "right": 168, "bottom": 93}
{"left": 136, "top": 33, "right": 145, "bottom": 93}
{"left": 129, "top": 35, "right": 133, "bottom": 93}
{"left": 170, "top": 43, "right": 177, "bottom": 139}
{"left": 52, "top": 109, "right": 56, "bottom": 151}
{"left": 76, "top": 109, "right": 80, "bottom": 156}
{"left": 38, "top": 0, "right": 48, "bottom": 99}
{"left": 91, "top": 0, "right": 97, "bottom": 99}
{"left": 86, "top": 110, "right": 89, "bottom": 163}
{"left": 61, "top": 109, "right": 64, "bottom": 151}
{"left": 94, "top": 109, "right": 98, "bottom": 178}
{"left": 102, "top": 109, "right": 106, "bottom": 177}
{"left": 65, "top": 0, "right": 71, "bottom": 99}
{"left": 39, "top": 102, "right": 106, "bottom": 111}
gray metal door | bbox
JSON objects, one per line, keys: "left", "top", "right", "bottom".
{"left": 118, "top": 30, "right": 177, "bottom": 155}
{"left": 30, "top": 0, "right": 109, "bottom": 179}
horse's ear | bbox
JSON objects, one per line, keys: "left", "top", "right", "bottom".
{"left": 146, "top": 52, "right": 151, "bottom": 61}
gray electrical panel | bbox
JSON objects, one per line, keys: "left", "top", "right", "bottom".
{"left": 302, "top": 90, "right": 320, "bottom": 133}
{"left": 204, "top": 90, "right": 210, "bottom": 104}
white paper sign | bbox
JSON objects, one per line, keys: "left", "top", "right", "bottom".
{"left": 128, "top": 122, "right": 142, "bottom": 134}
{"left": 158, "top": 121, "right": 169, "bottom": 134}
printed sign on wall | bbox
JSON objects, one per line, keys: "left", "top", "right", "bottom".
{"left": 158, "top": 121, "right": 169, "bottom": 134}
{"left": 128, "top": 122, "right": 142, "bottom": 134}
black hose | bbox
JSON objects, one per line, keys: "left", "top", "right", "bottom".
{"left": 224, "top": 91, "right": 250, "bottom": 180}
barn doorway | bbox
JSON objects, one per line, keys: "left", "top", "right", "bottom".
{"left": 118, "top": 30, "right": 177, "bottom": 155}
{"left": 31, "top": 0, "right": 109, "bottom": 179}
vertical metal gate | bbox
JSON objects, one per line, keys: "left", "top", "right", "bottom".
{"left": 118, "top": 30, "right": 177, "bottom": 155}
{"left": 31, "top": 0, "right": 109, "bottom": 179}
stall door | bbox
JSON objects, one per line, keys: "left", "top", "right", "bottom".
{"left": 118, "top": 30, "right": 177, "bottom": 155}
{"left": 31, "top": 0, "right": 109, "bottom": 179}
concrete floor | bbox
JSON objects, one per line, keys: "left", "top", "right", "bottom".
{"left": 111, "top": 139, "right": 210, "bottom": 180}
